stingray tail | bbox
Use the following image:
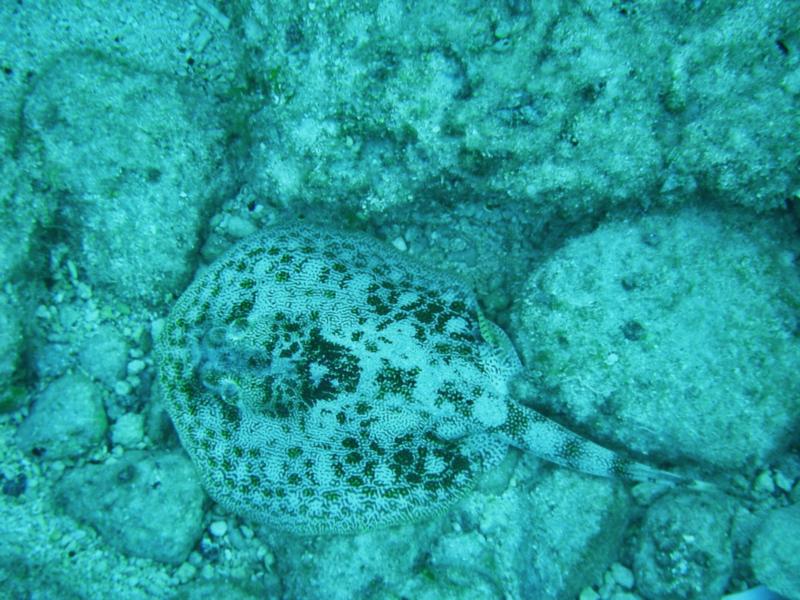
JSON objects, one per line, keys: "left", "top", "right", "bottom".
{"left": 495, "top": 401, "right": 696, "bottom": 486}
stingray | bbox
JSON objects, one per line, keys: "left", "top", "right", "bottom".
{"left": 155, "top": 224, "right": 688, "bottom": 534}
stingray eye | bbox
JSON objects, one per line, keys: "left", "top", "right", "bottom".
{"left": 217, "top": 379, "right": 241, "bottom": 404}
{"left": 199, "top": 368, "right": 241, "bottom": 404}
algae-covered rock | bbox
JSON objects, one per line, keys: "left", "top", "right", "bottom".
{"left": 513, "top": 208, "right": 800, "bottom": 471}
{"left": 463, "top": 464, "right": 631, "bottom": 599}
{"left": 750, "top": 503, "right": 800, "bottom": 600}
{"left": 16, "top": 373, "right": 107, "bottom": 459}
{"left": 660, "top": 2, "right": 800, "bottom": 210}
{"left": 55, "top": 450, "right": 205, "bottom": 565}
{"left": 22, "top": 51, "right": 230, "bottom": 306}
{"left": 110, "top": 412, "right": 145, "bottom": 448}
{"left": 265, "top": 520, "right": 440, "bottom": 600}
{"left": 78, "top": 324, "right": 129, "bottom": 388}
{"left": 241, "top": 1, "right": 799, "bottom": 217}
{"left": 634, "top": 492, "right": 733, "bottom": 600}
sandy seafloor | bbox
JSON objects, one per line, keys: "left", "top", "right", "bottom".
{"left": 1, "top": 1, "right": 800, "bottom": 599}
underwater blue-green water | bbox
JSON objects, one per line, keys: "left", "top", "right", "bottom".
{"left": 0, "top": 2, "right": 798, "bottom": 599}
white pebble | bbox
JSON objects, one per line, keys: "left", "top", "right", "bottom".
{"left": 391, "top": 236, "right": 408, "bottom": 252}
{"left": 114, "top": 380, "right": 132, "bottom": 396}
{"left": 209, "top": 520, "right": 228, "bottom": 537}
{"left": 127, "top": 359, "right": 146, "bottom": 375}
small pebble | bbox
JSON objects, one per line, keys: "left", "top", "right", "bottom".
{"left": 579, "top": 587, "right": 600, "bottom": 600}
{"left": 791, "top": 482, "right": 800, "bottom": 504}
{"left": 228, "top": 526, "right": 246, "bottom": 550}
{"left": 754, "top": 470, "right": 775, "bottom": 495}
{"left": 127, "top": 359, "right": 146, "bottom": 375}
{"left": 114, "top": 380, "right": 132, "bottom": 396}
{"left": 611, "top": 563, "right": 634, "bottom": 589}
{"left": 174, "top": 562, "right": 196, "bottom": 583}
{"left": 774, "top": 470, "right": 794, "bottom": 493}
{"left": 209, "top": 520, "right": 228, "bottom": 537}
{"left": 391, "top": 236, "right": 408, "bottom": 252}
{"left": 77, "top": 282, "right": 92, "bottom": 300}
{"left": 201, "top": 563, "right": 215, "bottom": 580}
{"left": 601, "top": 571, "right": 615, "bottom": 592}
